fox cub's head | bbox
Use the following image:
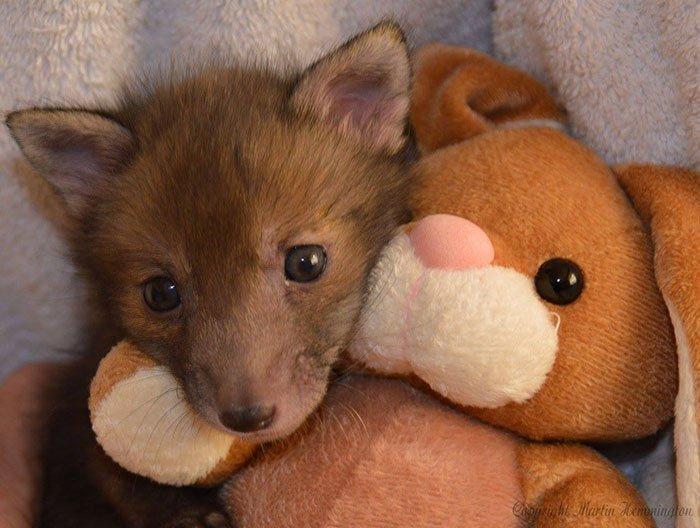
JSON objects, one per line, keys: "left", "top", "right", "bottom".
{"left": 7, "top": 22, "right": 413, "bottom": 442}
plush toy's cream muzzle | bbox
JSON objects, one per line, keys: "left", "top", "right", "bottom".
{"left": 350, "top": 227, "right": 559, "bottom": 408}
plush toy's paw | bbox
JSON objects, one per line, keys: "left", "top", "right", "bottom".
{"left": 90, "top": 341, "right": 255, "bottom": 487}
{"left": 163, "top": 509, "right": 231, "bottom": 528}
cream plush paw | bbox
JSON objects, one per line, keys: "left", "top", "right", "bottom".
{"left": 89, "top": 341, "right": 255, "bottom": 487}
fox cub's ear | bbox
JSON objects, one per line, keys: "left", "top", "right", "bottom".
{"left": 6, "top": 109, "right": 135, "bottom": 216}
{"left": 410, "top": 44, "right": 565, "bottom": 153}
{"left": 291, "top": 21, "right": 410, "bottom": 155}
{"left": 615, "top": 164, "right": 700, "bottom": 516}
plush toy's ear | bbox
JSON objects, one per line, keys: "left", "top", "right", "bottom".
{"left": 290, "top": 21, "right": 410, "bottom": 155}
{"left": 410, "top": 44, "right": 565, "bottom": 153}
{"left": 615, "top": 165, "right": 699, "bottom": 523}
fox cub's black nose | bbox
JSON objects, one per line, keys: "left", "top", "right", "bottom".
{"left": 220, "top": 404, "right": 276, "bottom": 433}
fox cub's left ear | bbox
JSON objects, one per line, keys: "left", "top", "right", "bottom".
{"left": 290, "top": 21, "right": 410, "bottom": 155}
{"left": 5, "top": 109, "right": 135, "bottom": 217}
{"left": 615, "top": 164, "right": 700, "bottom": 517}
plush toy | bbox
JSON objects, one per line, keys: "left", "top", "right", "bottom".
{"left": 89, "top": 341, "right": 255, "bottom": 487}
{"left": 89, "top": 44, "right": 698, "bottom": 527}
{"left": 345, "top": 44, "right": 699, "bottom": 525}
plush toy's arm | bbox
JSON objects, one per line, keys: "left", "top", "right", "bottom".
{"left": 517, "top": 443, "right": 653, "bottom": 528}
{"left": 90, "top": 341, "right": 255, "bottom": 487}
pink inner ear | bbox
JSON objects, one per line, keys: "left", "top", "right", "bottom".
{"left": 327, "top": 74, "right": 387, "bottom": 129}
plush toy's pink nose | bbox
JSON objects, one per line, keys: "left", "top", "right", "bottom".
{"left": 409, "top": 214, "right": 494, "bottom": 269}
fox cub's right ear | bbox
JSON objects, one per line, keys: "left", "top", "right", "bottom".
{"left": 291, "top": 21, "right": 410, "bottom": 155}
{"left": 5, "top": 109, "right": 135, "bottom": 217}
{"left": 410, "top": 44, "right": 565, "bottom": 153}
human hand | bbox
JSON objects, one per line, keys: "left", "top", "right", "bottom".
{"left": 0, "top": 363, "right": 57, "bottom": 528}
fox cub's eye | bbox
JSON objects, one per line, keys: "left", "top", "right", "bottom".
{"left": 143, "top": 276, "right": 181, "bottom": 312}
{"left": 285, "top": 245, "right": 327, "bottom": 283}
{"left": 535, "top": 258, "right": 584, "bottom": 305}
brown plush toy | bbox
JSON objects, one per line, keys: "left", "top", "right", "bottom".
{"left": 338, "top": 44, "right": 698, "bottom": 526}
{"left": 90, "top": 44, "right": 698, "bottom": 527}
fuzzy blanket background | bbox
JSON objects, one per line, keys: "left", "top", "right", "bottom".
{"left": 1, "top": 2, "right": 696, "bottom": 526}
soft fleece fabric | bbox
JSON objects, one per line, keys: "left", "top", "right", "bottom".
{"left": 494, "top": 0, "right": 699, "bottom": 170}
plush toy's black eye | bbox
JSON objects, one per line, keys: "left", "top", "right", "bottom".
{"left": 285, "top": 245, "right": 327, "bottom": 283}
{"left": 535, "top": 258, "right": 584, "bottom": 305}
{"left": 143, "top": 276, "right": 181, "bottom": 312}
